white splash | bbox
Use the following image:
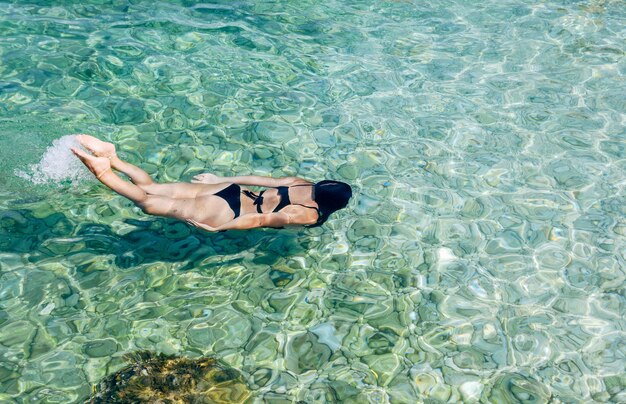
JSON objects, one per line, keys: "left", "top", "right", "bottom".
{"left": 14, "top": 134, "right": 92, "bottom": 185}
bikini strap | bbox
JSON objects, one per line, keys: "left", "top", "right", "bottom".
{"left": 242, "top": 190, "right": 265, "bottom": 213}
{"left": 292, "top": 203, "right": 320, "bottom": 211}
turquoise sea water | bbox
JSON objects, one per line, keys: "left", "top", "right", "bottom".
{"left": 1, "top": 0, "right": 625, "bottom": 402}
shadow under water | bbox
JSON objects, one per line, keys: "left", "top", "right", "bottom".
{"left": 0, "top": 207, "right": 309, "bottom": 272}
{"left": 87, "top": 351, "right": 250, "bottom": 403}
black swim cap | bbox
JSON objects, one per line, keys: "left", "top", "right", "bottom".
{"left": 310, "top": 180, "right": 352, "bottom": 226}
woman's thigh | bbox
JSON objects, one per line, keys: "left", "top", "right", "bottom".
{"left": 141, "top": 194, "right": 233, "bottom": 225}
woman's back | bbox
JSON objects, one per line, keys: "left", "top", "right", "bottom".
{"left": 241, "top": 183, "right": 317, "bottom": 214}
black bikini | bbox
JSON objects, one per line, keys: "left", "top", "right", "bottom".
{"left": 213, "top": 183, "right": 242, "bottom": 218}
{"left": 241, "top": 185, "right": 291, "bottom": 214}
{"left": 214, "top": 184, "right": 321, "bottom": 224}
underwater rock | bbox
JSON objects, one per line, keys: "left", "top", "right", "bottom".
{"left": 285, "top": 332, "right": 332, "bottom": 374}
{"left": 485, "top": 372, "right": 551, "bottom": 403}
{"left": 84, "top": 339, "right": 118, "bottom": 358}
{"left": 87, "top": 351, "right": 250, "bottom": 403}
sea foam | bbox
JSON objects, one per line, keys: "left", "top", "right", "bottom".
{"left": 15, "top": 134, "right": 92, "bottom": 185}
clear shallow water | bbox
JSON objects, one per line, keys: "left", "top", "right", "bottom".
{"left": 0, "top": 0, "right": 625, "bottom": 402}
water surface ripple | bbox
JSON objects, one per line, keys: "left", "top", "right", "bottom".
{"left": 0, "top": 0, "right": 625, "bottom": 402}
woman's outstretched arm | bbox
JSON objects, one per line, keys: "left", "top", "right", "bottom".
{"left": 192, "top": 173, "right": 309, "bottom": 188}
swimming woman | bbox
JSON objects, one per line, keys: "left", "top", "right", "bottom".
{"left": 71, "top": 135, "right": 352, "bottom": 232}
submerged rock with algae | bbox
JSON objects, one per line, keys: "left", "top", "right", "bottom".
{"left": 87, "top": 351, "right": 250, "bottom": 404}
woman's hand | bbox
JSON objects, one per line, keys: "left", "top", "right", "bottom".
{"left": 192, "top": 173, "right": 222, "bottom": 184}
{"left": 186, "top": 219, "right": 219, "bottom": 232}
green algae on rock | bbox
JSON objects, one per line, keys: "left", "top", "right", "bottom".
{"left": 87, "top": 351, "right": 250, "bottom": 404}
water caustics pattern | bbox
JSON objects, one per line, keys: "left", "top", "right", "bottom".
{"left": 0, "top": 0, "right": 625, "bottom": 402}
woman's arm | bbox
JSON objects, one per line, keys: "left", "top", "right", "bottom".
{"left": 187, "top": 212, "right": 291, "bottom": 232}
{"left": 193, "top": 173, "right": 309, "bottom": 188}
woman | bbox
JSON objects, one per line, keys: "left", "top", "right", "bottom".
{"left": 71, "top": 135, "right": 352, "bottom": 232}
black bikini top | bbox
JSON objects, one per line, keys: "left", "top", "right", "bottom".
{"left": 243, "top": 184, "right": 321, "bottom": 223}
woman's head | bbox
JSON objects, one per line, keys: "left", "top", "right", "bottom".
{"left": 311, "top": 180, "right": 352, "bottom": 226}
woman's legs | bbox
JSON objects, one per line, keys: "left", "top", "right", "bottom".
{"left": 72, "top": 135, "right": 236, "bottom": 224}
{"left": 71, "top": 148, "right": 150, "bottom": 206}
{"left": 109, "top": 155, "right": 212, "bottom": 198}
{"left": 76, "top": 134, "right": 219, "bottom": 199}
{"left": 71, "top": 147, "right": 205, "bottom": 219}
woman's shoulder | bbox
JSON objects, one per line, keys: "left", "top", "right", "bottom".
{"left": 281, "top": 204, "right": 319, "bottom": 225}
